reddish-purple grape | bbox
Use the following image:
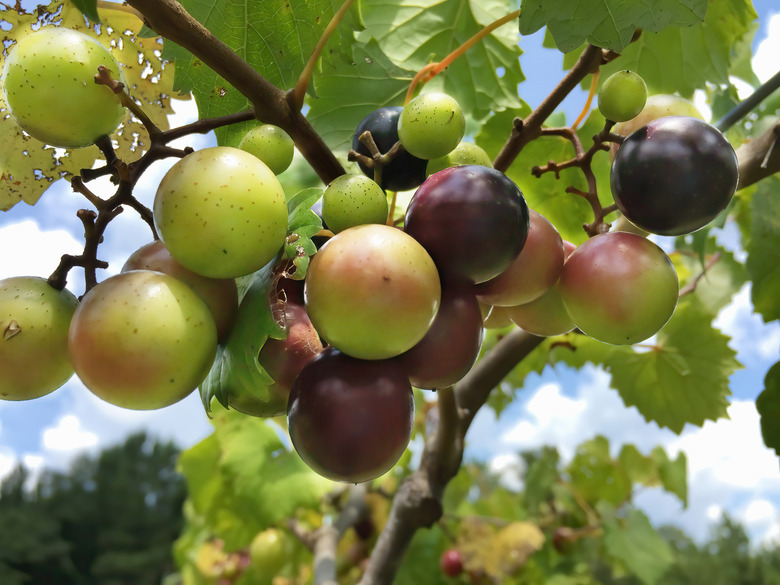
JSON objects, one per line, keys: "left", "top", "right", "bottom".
{"left": 353, "top": 107, "right": 428, "bottom": 192}
{"left": 610, "top": 116, "right": 739, "bottom": 236}
{"left": 398, "top": 280, "right": 484, "bottom": 390}
{"left": 404, "top": 165, "right": 529, "bottom": 284}
{"left": 440, "top": 549, "right": 464, "bottom": 577}
{"left": 287, "top": 348, "right": 414, "bottom": 483}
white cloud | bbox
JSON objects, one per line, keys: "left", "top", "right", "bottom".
{"left": 753, "top": 13, "right": 780, "bottom": 83}
{"left": 714, "top": 284, "right": 780, "bottom": 364}
{"left": 0, "top": 219, "right": 83, "bottom": 282}
{"left": 42, "top": 414, "right": 98, "bottom": 452}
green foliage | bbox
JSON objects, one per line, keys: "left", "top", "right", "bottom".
{"left": 0, "top": 433, "right": 184, "bottom": 585}
{"left": 603, "top": 508, "right": 675, "bottom": 585}
{"left": 519, "top": 0, "right": 707, "bottom": 53}
{"left": 757, "top": 362, "right": 780, "bottom": 457}
{"left": 746, "top": 176, "right": 780, "bottom": 322}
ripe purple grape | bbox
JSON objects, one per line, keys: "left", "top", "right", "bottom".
{"left": 398, "top": 280, "right": 484, "bottom": 390}
{"left": 352, "top": 107, "right": 428, "bottom": 192}
{"left": 404, "top": 165, "right": 530, "bottom": 284}
{"left": 287, "top": 348, "right": 414, "bottom": 483}
{"left": 610, "top": 116, "right": 739, "bottom": 236}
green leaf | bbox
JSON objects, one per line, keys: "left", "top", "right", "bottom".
{"left": 605, "top": 298, "right": 740, "bottom": 433}
{"left": 746, "top": 176, "right": 780, "bottom": 322}
{"left": 307, "top": 40, "right": 417, "bottom": 153}
{"left": 756, "top": 361, "right": 780, "bottom": 457}
{"left": 178, "top": 411, "right": 332, "bottom": 550}
{"left": 603, "top": 509, "right": 674, "bottom": 585}
{"left": 523, "top": 447, "right": 560, "bottom": 512}
{"left": 618, "top": 444, "right": 657, "bottom": 486}
{"left": 567, "top": 436, "right": 632, "bottom": 507}
{"left": 356, "top": 0, "right": 525, "bottom": 123}
{"left": 593, "top": 0, "right": 757, "bottom": 98}
{"left": 199, "top": 258, "right": 283, "bottom": 416}
{"left": 69, "top": 0, "right": 99, "bottom": 22}
{"left": 167, "top": 0, "right": 351, "bottom": 146}
{"left": 673, "top": 235, "right": 748, "bottom": 316}
{"left": 283, "top": 188, "right": 324, "bottom": 279}
{"left": 651, "top": 446, "right": 688, "bottom": 507}
{"left": 519, "top": 0, "right": 707, "bottom": 54}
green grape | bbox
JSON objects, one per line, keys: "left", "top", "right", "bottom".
{"left": 2, "top": 27, "right": 125, "bottom": 148}
{"left": 425, "top": 141, "right": 493, "bottom": 176}
{"left": 598, "top": 70, "right": 647, "bottom": 123}
{"left": 397, "top": 92, "right": 466, "bottom": 159}
{"left": 154, "top": 146, "right": 289, "bottom": 279}
{"left": 68, "top": 271, "right": 217, "bottom": 410}
{"left": 238, "top": 124, "right": 295, "bottom": 175}
{"left": 0, "top": 277, "right": 78, "bottom": 401}
{"left": 321, "top": 174, "right": 389, "bottom": 233}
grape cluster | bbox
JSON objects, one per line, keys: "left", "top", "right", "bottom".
{"left": 0, "top": 31, "right": 740, "bottom": 485}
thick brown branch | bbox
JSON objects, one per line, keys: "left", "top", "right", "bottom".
{"left": 736, "top": 120, "right": 780, "bottom": 189}
{"left": 123, "top": 0, "right": 345, "bottom": 184}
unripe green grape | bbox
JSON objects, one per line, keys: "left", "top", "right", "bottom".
{"left": 598, "top": 70, "right": 647, "bottom": 123}
{"left": 322, "top": 174, "right": 389, "bottom": 233}
{"left": 2, "top": 27, "right": 125, "bottom": 148}
{"left": 397, "top": 92, "right": 465, "bottom": 159}
{"left": 238, "top": 124, "right": 295, "bottom": 175}
{"left": 68, "top": 271, "right": 217, "bottom": 410}
{"left": 0, "top": 277, "right": 78, "bottom": 401}
{"left": 154, "top": 146, "right": 288, "bottom": 279}
{"left": 305, "top": 224, "right": 441, "bottom": 360}
{"left": 425, "top": 141, "right": 493, "bottom": 176}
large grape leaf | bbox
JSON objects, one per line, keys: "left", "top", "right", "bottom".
{"left": 745, "top": 176, "right": 780, "bottom": 323}
{"left": 307, "top": 40, "right": 417, "bottom": 154}
{"left": 595, "top": 0, "right": 757, "bottom": 98}
{"left": 756, "top": 362, "right": 780, "bottom": 458}
{"left": 603, "top": 508, "right": 674, "bottom": 585}
{"left": 161, "top": 0, "right": 354, "bottom": 147}
{"left": 567, "top": 436, "right": 632, "bottom": 506}
{"left": 355, "top": 0, "right": 525, "bottom": 124}
{"left": 0, "top": 1, "right": 181, "bottom": 210}
{"left": 519, "top": 0, "right": 707, "bottom": 54}
{"left": 605, "top": 298, "right": 739, "bottom": 433}
{"left": 178, "top": 410, "right": 332, "bottom": 551}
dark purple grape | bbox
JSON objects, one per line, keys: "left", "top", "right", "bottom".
{"left": 610, "top": 116, "right": 739, "bottom": 236}
{"left": 404, "top": 165, "right": 530, "bottom": 284}
{"left": 353, "top": 107, "right": 428, "bottom": 192}
{"left": 398, "top": 279, "right": 484, "bottom": 390}
{"left": 287, "top": 348, "right": 414, "bottom": 483}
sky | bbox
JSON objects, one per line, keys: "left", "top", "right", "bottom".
{"left": 0, "top": 1, "right": 778, "bottom": 551}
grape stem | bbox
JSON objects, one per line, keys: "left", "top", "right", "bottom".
{"left": 679, "top": 252, "right": 723, "bottom": 297}
{"left": 530, "top": 120, "right": 622, "bottom": 236}
{"left": 404, "top": 10, "right": 521, "bottom": 103}
{"left": 715, "top": 68, "right": 780, "bottom": 133}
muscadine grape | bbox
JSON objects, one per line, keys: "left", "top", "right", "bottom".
{"left": 475, "top": 209, "right": 564, "bottom": 306}
{"left": 321, "top": 174, "right": 389, "bottom": 233}
{"left": 304, "top": 224, "right": 441, "bottom": 360}
{"left": 2, "top": 27, "right": 125, "bottom": 148}
{"left": 559, "top": 232, "right": 679, "bottom": 345}
{"left": 238, "top": 124, "right": 295, "bottom": 175}
{"left": 68, "top": 270, "right": 218, "bottom": 410}
{"left": 0, "top": 277, "right": 78, "bottom": 400}
{"left": 287, "top": 348, "right": 414, "bottom": 483}
{"left": 440, "top": 549, "right": 464, "bottom": 577}
{"left": 398, "top": 279, "right": 484, "bottom": 390}
{"left": 154, "top": 146, "right": 288, "bottom": 279}
{"left": 404, "top": 165, "right": 530, "bottom": 284}
{"left": 426, "top": 141, "right": 493, "bottom": 176}
{"left": 397, "top": 92, "right": 466, "bottom": 159}
{"left": 249, "top": 528, "right": 289, "bottom": 577}
{"left": 480, "top": 303, "right": 513, "bottom": 330}
{"left": 611, "top": 116, "right": 739, "bottom": 236}
{"left": 352, "top": 106, "right": 428, "bottom": 192}
{"left": 598, "top": 70, "right": 647, "bottom": 123}
{"left": 122, "top": 240, "right": 238, "bottom": 341}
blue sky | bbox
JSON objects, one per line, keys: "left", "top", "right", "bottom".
{"left": 0, "top": 1, "right": 778, "bottom": 549}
